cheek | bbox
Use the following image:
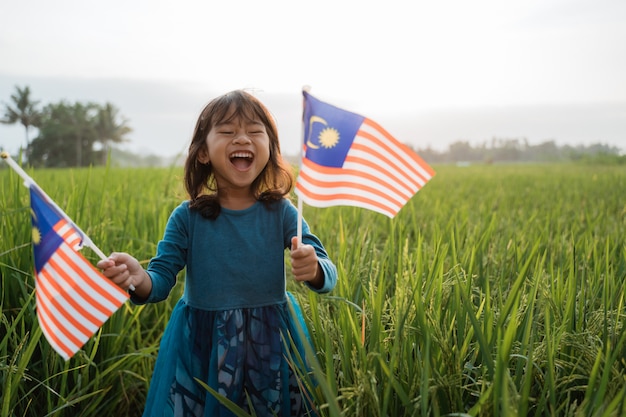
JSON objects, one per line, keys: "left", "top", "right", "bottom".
{"left": 261, "top": 147, "right": 272, "bottom": 166}
{"left": 264, "top": 140, "right": 274, "bottom": 158}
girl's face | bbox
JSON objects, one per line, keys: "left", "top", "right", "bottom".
{"left": 199, "top": 113, "right": 271, "bottom": 194}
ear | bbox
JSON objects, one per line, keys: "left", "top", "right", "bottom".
{"left": 198, "top": 147, "right": 210, "bottom": 164}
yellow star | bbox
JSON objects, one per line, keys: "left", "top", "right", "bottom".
{"left": 318, "top": 127, "right": 340, "bottom": 149}
{"left": 32, "top": 227, "right": 42, "bottom": 245}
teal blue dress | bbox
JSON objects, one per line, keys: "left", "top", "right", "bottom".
{"left": 132, "top": 199, "right": 337, "bottom": 417}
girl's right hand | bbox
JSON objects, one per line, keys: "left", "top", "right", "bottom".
{"left": 97, "top": 252, "right": 150, "bottom": 296}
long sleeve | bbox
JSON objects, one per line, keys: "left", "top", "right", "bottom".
{"left": 131, "top": 202, "right": 189, "bottom": 305}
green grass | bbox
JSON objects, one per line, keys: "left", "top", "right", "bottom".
{"left": 1, "top": 162, "right": 625, "bottom": 416}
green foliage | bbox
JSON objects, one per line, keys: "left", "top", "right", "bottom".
{"left": 27, "top": 101, "right": 132, "bottom": 168}
{"left": 28, "top": 101, "right": 100, "bottom": 168}
{"left": 1, "top": 163, "right": 626, "bottom": 416}
{"left": 418, "top": 139, "right": 623, "bottom": 164}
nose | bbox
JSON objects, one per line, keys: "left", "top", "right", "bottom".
{"left": 233, "top": 132, "right": 251, "bottom": 144}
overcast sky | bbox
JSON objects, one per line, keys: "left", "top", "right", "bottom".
{"left": 1, "top": 0, "right": 625, "bottom": 158}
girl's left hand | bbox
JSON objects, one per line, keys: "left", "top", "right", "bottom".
{"left": 290, "top": 237, "right": 323, "bottom": 288}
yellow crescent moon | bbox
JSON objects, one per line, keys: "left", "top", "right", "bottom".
{"left": 306, "top": 116, "right": 328, "bottom": 149}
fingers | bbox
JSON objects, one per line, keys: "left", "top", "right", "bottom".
{"left": 292, "top": 265, "right": 318, "bottom": 282}
{"left": 98, "top": 252, "right": 136, "bottom": 291}
{"left": 290, "top": 238, "right": 318, "bottom": 282}
{"left": 96, "top": 258, "right": 115, "bottom": 270}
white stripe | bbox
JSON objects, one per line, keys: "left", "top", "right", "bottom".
{"left": 296, "top": 189, "right": 396, "bottom": 218}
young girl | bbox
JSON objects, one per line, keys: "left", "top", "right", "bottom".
{"left": 97, "top": 90, "right": 337, "bottom": 417}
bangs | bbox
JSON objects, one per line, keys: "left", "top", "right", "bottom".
{"left": 209, "top": 91, "right": 269, "bottom": 126}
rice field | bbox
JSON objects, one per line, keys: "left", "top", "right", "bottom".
{"left": 1, "top": 162, "right": 625, "bottom": 416}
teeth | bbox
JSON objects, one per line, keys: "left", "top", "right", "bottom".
{"left": 230, "top": 152, "right": 253, "bottom": 159}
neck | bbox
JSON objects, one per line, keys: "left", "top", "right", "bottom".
{"left": 218, "top": 190, "right": 256, "bottom": 210}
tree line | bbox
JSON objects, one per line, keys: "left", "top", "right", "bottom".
{"left": 414, "top": 137, "right": 624, "bottom": 165}
{"left": 1, "top": 85, "right": 131, "bottom": 167}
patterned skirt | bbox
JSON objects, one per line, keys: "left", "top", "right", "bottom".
{"left": 141, "top": 293, "right": 318, "bottom": 417}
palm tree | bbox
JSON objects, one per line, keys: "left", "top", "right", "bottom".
{"left": 1, "top": 85, "right": 42, "bottom": 151}
{"left": 94, "top": 102, "right": 132, "bottom": 164}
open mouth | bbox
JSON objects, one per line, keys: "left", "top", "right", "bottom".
{"left": 229, "top": 151, "right": 254, "bottom": 170}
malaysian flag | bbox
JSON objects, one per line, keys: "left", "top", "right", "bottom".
{"left": 295, "top": 91, "right": 435, "bottom": 218}
{"left": 30, "top": 185, "right": 128, "bottom": 360}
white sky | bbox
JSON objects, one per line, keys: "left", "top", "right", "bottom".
{"left": 1, "top": 0, "right": 625, "bottom": 157}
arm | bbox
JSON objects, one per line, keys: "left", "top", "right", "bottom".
{"left": 98, "top": 202, "right": 189, "bottom": 304}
